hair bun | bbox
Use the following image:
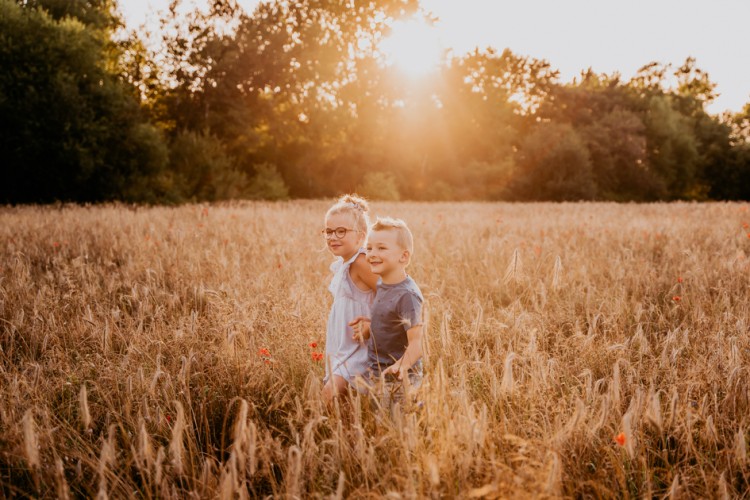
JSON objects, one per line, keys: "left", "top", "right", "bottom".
{"left": 339, "top": 194, "right": 369, "bottom": 213}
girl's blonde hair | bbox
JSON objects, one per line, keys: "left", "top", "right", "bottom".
{"left": 326, "top": 194, "right": 370, "bottom": 234}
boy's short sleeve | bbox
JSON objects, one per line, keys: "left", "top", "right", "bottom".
{"left": 396, "top": 291, "right": 423, "bottom": 330}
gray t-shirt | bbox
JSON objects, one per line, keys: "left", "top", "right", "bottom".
{"left": 367, "top": 275, "right": 424, "bottom": 375}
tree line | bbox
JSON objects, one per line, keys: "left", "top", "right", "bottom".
{"left": 2, "top": 0, "right": 749, "bottom": 203}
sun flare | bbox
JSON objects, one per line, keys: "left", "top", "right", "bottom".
{"left": 380, "top": 18, "right": 443, "bottom": 78}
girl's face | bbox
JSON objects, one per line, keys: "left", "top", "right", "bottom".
{"left": 324, "top": 212, "right": 364, "bottom": 260}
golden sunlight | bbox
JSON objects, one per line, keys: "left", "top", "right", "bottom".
{"left": 380, "top": 18, "right": 443, "bottom": 78}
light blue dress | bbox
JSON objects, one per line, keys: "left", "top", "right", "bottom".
{"left": 324, "top": 248, "right": 374, "bottom": 383}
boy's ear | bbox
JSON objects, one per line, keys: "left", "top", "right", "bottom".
{"left": 400, "top": 249, "right": 410, "bottom": 264}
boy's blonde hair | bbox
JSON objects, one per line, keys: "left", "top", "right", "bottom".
{"left": 370, "top": 217, "right": 414, "bottom": 257}
{"left": 326, "top": 194, "right": 370, "bottom": 234}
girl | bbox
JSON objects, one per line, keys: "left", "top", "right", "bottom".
{"left": 322, "top": 194, "right": 378, "bottom": 404}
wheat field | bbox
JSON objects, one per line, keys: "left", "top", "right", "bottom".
{"left": 0, "top": 201, "right": 749, "bottom": 498}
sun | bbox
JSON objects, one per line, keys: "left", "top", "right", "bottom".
{"left": 380, "top": 18, "right": 444, "bottom": 78}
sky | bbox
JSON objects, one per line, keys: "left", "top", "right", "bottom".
{"left": 119, "top": 0, "right": 750, "bottom": 115}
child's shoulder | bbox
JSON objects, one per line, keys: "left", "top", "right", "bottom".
{"left": 349, "top": 252, "right": 369, "bottom": 274}
{"left": 402, "top": 276, "right": 424, "bottom": 301}
{"left": 349, "top": 252, "right": 378, "bottom": 291}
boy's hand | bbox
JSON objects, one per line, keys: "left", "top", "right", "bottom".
{"left": 382, "top": 362, "right": 407, "bottom": 381}
{"left": 349, "top": 316, "right": 371, "bottom": 343}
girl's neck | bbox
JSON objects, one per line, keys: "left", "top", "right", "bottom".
{"left": 341, "top": 248, "right": 360, "bottom": 262}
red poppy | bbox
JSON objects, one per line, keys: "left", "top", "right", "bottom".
{"left": 312, "top": 352, "right": 324, "bottom": 362}
{"left": 614, "top": 432, "right": 626, "bottom": 446}
{"left": 309, "top": 342, "right": 318, "bottom": 348}
{"left": 673, "top": 296, "right": 681, "bottom": 302}
{"left": 166, "top": 414, "right": 172, "bottom": 423}
{"left": 258, "top": 348, "right": 271, "bottom": 357}
{"left": 677, "top": 277, "right": 683, "bottom": 283}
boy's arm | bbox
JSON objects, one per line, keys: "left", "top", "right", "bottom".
{"left": 382, "top": 324, "right": 423, "bottom": 380}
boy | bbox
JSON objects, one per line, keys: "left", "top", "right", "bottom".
{"left": 350, "top": 217, "right": 424, "bottom": 405}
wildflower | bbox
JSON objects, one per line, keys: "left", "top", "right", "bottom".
{"left": 258, "top": 348, "right": 271, "bottom": 357}
{"left": 743, "top": 222, "right": 749, "bottom": 229}
{"left": 53, "top": 241, "right": 60, "bottom": 247}
{"left": 673, "top": 296, "right": 681, "bottom": 302}
{"left": 614, "top": 432, "right": 626, "bottom": 446}
{"left": 312, "top": 352, "right": 324, "bottom": 362}
{"left": 677, "top": 277, "right": 683, "bottom": 283}
{"left": 309, "top": 342, "right": 318, "bottom": 348}
{"left": 166, "top": 414, "right": 172, "bottom": 423}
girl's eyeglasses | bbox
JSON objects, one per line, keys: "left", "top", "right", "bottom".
{"left": 322, "top": 227, "right": 357, "bottom": 239}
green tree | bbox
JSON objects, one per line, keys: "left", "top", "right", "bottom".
{"left": 356, "top": 172, "right": 400, "bottom": 201}
{"left": 509, "top": 122, "right": 596, "bottom": 201}
{"left": 20, "top": 0, "right": 120, "bottom": 29}
{"left": 0, "top": 0, "right": 168, "bottom": 202}
{"left": 169, "top": 130, "right": 246, "bottom": 201}
{"left": 247, "top": 163, "right": 289, "bottom": 200}
{"left": 533, "top": 72, "right": 656, "bottom": 199}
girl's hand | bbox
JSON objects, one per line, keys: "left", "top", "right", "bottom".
{"left": 349, "top": 316, "right": 371, "bottom": 343}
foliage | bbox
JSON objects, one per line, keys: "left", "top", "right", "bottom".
{"left": 247, "top": 162, "right": 290, "bottom": 200}
{"left": 356, "top": 171, "right": 401, "bottom": 201}
{"left": 509, "top": 122, "right": 596, "bottom": 201}
{"left": 169, "top": 130, "right": 247, "bottom": 201}
{"left": 1, "top": 0, "right": 749, "bottom": 202}
{"left": 0, "top": 0, "right": 167, "bottom": 203}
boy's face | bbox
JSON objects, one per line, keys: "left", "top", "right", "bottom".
{"left": 366, "top": 229, "right": 409, "bottom": 279}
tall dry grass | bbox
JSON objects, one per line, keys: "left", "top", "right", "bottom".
{"left": 0, "top": 201, "right": 749, "bottom": 498}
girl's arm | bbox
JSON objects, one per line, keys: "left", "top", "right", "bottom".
{"left": 349, "top": 316, "right": 371, "bottom": 343}
{"left": 382, "top": 324, "right": 423, "bottom": 380}
{"left": 350, "top": 253, "right": 379, "bottom": 292}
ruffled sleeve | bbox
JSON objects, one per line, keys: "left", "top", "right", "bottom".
{"left": 327, "top": 249, "right": 366, "bottom": 298}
